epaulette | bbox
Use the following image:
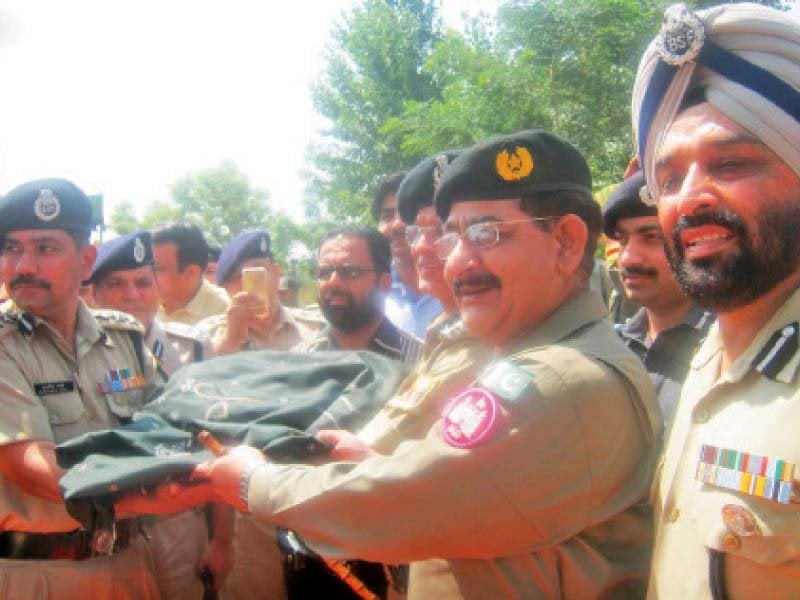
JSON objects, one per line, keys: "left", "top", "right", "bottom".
{"left": 92, "top": 309, "right": 145, "bottom": 334}
{"left": 752, "top": 321, "right": 799, "bottom": 381}
{"left": 0, "top": 308, "right": 37, "bottom": 337}
{"left": 161, "top": 320, "right": 206, "bottom": 342}
{"left": 0, "top": 311, "right": 22, "bottom": 336}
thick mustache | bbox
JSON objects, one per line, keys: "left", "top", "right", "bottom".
{"left": 453, "top": 273, "right": 501, "bottom": 295}
{"left": 621, "top": 266, "right": 658, "bottom": 278}
{"left": 673, "top": 209, "right": 746, "bottom": 238}
{"left": 9, "top": 275, "right": 51, "bottom": 290}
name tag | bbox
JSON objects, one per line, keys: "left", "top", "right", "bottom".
{"left": 34, "top": 381, "right": 75, "bottom": 396}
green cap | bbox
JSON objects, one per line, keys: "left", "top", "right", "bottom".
{"left": 0, "top": 178, "right": 93, "bottom": 238}
{"left": 434, "top": 129, "right": 592, "bottom": 219}
{"left": 397, "top": 150, "right": 461, "bottom": 224}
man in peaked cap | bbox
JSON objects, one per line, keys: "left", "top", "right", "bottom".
{"left": 603, "top": 170, "right": 713, "bottom": 436}
{"left": 0, "top": 178, "right": 161, "bottom": 599}
{"left": 198, "top": 230, "right": 322, "bottom": 357}
{"left": 139, "top": 131, "right": 659, "bottom": 599}
{"left": 631, "top": 4, "right": 800, "bottom": 598}
{"left": 197, "top": 230, "right": 321, "bottom": 600}
{"left": 90, "top": 230, "right": 234, "bottom": 599}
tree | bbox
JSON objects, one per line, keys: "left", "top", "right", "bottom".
{"left": 307, "top": 0, "right": 443, "bottom": 221}
{"left": 108, "top": 200, "right": 141, "bottom": 235}
{"left": 160, "top": 161, "right": 272, "bottom": 246}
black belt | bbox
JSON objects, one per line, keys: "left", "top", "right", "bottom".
{"left": 0, "top": 521, "right": 135, "bottom": 561}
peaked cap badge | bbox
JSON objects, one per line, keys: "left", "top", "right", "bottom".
{"left": 33, "top": 189, "right": 61, "bottom": 222}
{"left": 133, "top": 236, "right": 146, "bottom": 263}
{"left": 657, "top": 3, "right": 705, "bottom": 66}
{"left": 260, "top": 235, "right": 267, "bottom": 253}
{"left": 495, "top": 146, "right": 534, "bottom": 181}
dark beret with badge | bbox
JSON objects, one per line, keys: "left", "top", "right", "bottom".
{"left": 216, "top": 230, "right": 271, "bottom": 285}
{"left": 397, "top": 150, "right": 461, "bottom": 224}
{"left": 0, "top": 178, "right": 92, "bottom": 239}
{"left": 434, "top": 130, "right": 593, "bottom": 219}
{"left": 601, "top": 171, "right": 655, "bottom": 239}
{"left": 89, "top": 231, "right": 153, "bottom": 284}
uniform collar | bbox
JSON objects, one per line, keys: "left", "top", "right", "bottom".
{"left": 619, "top": 303, "right": 713, "bottom": 347}
{"left": 506, "top": 287, "right": 608, "bottom": 353}
{"left": 692, "top": 285, "right": 800, "bottom": 384}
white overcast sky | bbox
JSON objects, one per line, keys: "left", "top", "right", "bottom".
{"left": 0, "top": 0, "right": 498, "bottom": 223}
{"left": 1, "top": 1, "right": 797, "bottom": 225}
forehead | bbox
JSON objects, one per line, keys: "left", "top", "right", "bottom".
{"left": 657, "top": 103, "right": 764, "bottom": 164}
{"left": 615, "top": 215, "right": 661, "bottom": 235}
{"left": 446, "top": 199, "right": 525, "bottom": 224}
{"left": 234, "top": 257, "right": 273, "bottom": 274}
{"left": 415, "top": 205, "right": 440, "bottom": 226}
{"left": 152, "top": 243, "right": 178, "bottom": 262}
{"left": 380, "top": 193, "right": 397, "bottom": 213}
{"left": 5, "top": 229, "right": 74, "bottom": 245}
{"left": 99, "top": 266, "right": 155, "bottom": 283}
{"left": 319, "top": 235, "right": 372, "bottom": 265}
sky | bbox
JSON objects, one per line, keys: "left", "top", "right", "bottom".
{"left": 0, "top": 0, "right": 499, "bottom": 225}
{"left": 1, "top": 1, "right": 797, "bottom": 228}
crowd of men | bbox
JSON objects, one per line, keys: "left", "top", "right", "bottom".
{"left": 0, "top": 3, "right": 798, "bottom": 599}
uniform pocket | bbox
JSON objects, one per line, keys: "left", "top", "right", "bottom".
{"left": 105, "top": 387, "right": 148, "bottom": 419}
{"left": 40, "top": 391, "right": 85, "bottom": 425}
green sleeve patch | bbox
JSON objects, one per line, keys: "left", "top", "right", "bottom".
{"left": 477, "top": 360, "right": 533, "bottom": 403}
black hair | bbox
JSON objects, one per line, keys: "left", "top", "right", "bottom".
{"left": 371, "top": 172, "right": 407, "bottom": 221}
{"left": 519, "top": 190, "right": 601, "bottom": 280}
{"left": 320, "top": 226, "right": 392, "bottom": 275}
{"left": 151, "top": 222, "right": 209, "bottom": 271}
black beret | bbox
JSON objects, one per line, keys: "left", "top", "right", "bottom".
{"left": 90, "top": 231, "right": 153, "bottom": 284}
{"left": 0, "top": 178, "right": 92, "bottom": 238}
{"left": 601, "top": 171, "right": 655, "bottom": 238}
{"left": 397, "top": 150, "right": 462, "bottom": 224}
{"left": 434, "top": 130, "right": 592, "bottom": 219}
{"left": 217, "top": 231, "right": 271, "bottom": 285}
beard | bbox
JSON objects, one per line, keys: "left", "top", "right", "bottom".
{"left": 320, "top": 288, "right": 383, "bottom": 332}
{"left": 665, "top": 203, "right": 800, "bottom": 312}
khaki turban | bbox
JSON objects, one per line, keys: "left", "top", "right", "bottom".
{"left": 632, "top": 3, "right": 800, "bottom": 199}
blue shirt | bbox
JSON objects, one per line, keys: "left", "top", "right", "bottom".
{"left": 383, "top": 268, "right": 443, "bottom": 338}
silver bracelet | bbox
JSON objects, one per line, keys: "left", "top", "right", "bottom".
{"left": 239, "top": 459, "right": 266, "bottom": 508}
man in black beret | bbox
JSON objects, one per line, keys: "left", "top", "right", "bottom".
{"left": 0, "top": 178, "right": 161, "bottom": 599}
{"left": 134, "top": 131, "right": 659, "bottom": 600}
{"left": 198, "top": 230, "right": 322, "bottom": 357}
{"left": 603, "top": 171, "right": 713, "bottom": 435}
{"left": 373, "top": 172, "right": 442, "bottom": 338}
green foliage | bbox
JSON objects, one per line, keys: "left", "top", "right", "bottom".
{"left": 307, "top": 0, "right": 443, "bottom": 221}
{"left": 108, "top": 200, "right": 141, "bottom": 235}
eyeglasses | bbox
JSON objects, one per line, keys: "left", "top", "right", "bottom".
{"left": 316, "top": 265, "right": 376, "bottom": 281}
{"left": 434, "top": 218, "right": 556, "bottom": 260}
{"left": 405, "top": 224, "right": 444, "bottom": 246}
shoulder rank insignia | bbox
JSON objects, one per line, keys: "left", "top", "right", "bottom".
{"left": 93, "top": 309, "right": 145, "bottom": 334}
{"left": 752, "top": 322, "right": 799, "bottom": 381}
{"left": 442, "top": 387, "right": 499, "bottom": 449}
{"left": 696, "top": 444, "right": 799, "bottom": 505}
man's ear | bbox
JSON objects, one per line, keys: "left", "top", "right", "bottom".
{"left": 551, "top": 214, "right": 588, "bottom": 277}
{"left": 378, "top": 272, "right": 392, "bottom": 292}
{"left": 184, "top": 263, "right": 202, "bottom": 281}
{"left": 80, "top": 244, "right": 98, "bottom": 282}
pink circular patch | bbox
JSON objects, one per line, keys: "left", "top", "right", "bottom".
{"left": 441, "top": 387, "right": 499, "bottom": 448}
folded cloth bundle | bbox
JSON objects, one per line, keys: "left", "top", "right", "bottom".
{"left": 57, "top": 350, "right": 409, "bottom": 528}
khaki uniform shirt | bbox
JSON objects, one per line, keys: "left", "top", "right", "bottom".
{"left": 157, "top": 278, "right": 230, "bottom": 325}
{"left": 0, "top": 302, "right": 158, "bottom": 532}
{"left": 358, "top": 313, "right": 493, "bottom": 454}
{"left": 247, "top": 290, "right": 660, "bottom": 599}
{"left": 649, "top": 286, "right": 800, "bottom": 600}
{"left": 147, "top": 318, "right": 205, "bottom": 378}
{"left": 199, "top": 305, "right": 322, "bottom": 356}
